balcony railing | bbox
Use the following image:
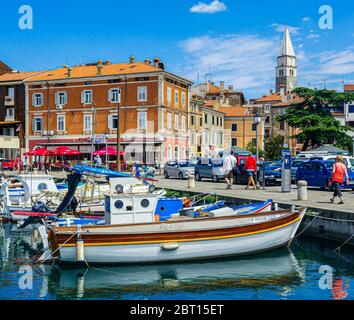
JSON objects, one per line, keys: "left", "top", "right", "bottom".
{"left": 4, "top": 96, "right": 15, "bottom": 106}
{"left": 5, "top": 116, "right": 15, "bottom": 122}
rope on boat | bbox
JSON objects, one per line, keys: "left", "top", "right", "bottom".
{"left": 294, "top": 212, "right": 320, "bottom": 240}
{"left": 333, "top": 233, "right": 354, "bottom": 253}
{"left": 33, "top": 230, "right": 79, "bottom": 268}
{"left": 305, "top": 213, "right": 354, "bottom": 223}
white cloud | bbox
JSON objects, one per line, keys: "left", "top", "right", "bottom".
{"left": 298, "top": 48, "right": 354, "bottom": 90}
{"left": 302, "top": 17, "right": 310, "bottom": 22}
{"left": 190, "top": 0, "right": 227, "bottom": 14}
{"left": 270, "top": 23, "right": 300, "bottom": 35}
{"left": 307, "top": 34, "right": 320, "bottom": 39}
{"left": 177, "top": 33, "right": 276, "bottom": 97}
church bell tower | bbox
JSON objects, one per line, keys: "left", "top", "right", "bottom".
{"left": 276, "top": 27, "right": 297, "bottom": 93}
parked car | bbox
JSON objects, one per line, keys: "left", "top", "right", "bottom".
{"left": 309, "top": 155, "right": 354, "bottom": 172}
{"left": 291, "top": 159, "right": 308, "bottom": 183}
{"left": 296, "top": 160, "right": 354, "bottom": 190}
{"left": 194, "top": 158, "right": 225, "bottom": 182}
{"left": 163, "top": 160, "right": 195, "bottom": 180}
{"left": 234, "top": 164, "right": 282, "bottom": 186}
{"left": 0, "top": 159, "right": 15, "bottom": 170}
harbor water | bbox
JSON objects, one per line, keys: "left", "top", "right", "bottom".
{"left": 0, "top": 222, "right": 353, "bottom": 300}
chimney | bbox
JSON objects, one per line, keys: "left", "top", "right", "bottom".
{"left": 269, "top": 88, "right": 273, "bottom": 95}
{"left": 129, "top": 56, "right": 135, "bottom": 64}
{"left": 104, "top": 60, "right": 111, "bottom": 65}
{"left": 220, "top": 81, "right": 225, "bottom": 91}
{"left": 144, "top": 58, "right": 152, "bottom": 65}
{"left": 228, "top": 85, "right": 234, "bottom": 92}
{"left": 153, "top": 57, "right": 161, "bottom": 67}
{"left": 97, "top": 60, "right": 103, "bottom": 75}
{"left": 67, "top": 67, "right": 72, "bottom": 78}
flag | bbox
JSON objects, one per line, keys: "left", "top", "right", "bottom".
{"left": 16, "top": 124, "right": 21, "bottom": 133}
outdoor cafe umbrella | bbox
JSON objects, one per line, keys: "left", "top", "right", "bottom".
{"left": 48, "top": 146, "right": 81, "bottom": 156}
{"left": 92, "top": 146, "right": 125, "bottom": 157}
{"left": 24, "top": 147, "right": 50, "bottom": 156}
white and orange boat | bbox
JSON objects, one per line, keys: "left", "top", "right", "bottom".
{"left": 39, "top": 202, "right": 306, "bottom": 265}
{"left": 37, "top": 167, "right": 307, "bottom": 265}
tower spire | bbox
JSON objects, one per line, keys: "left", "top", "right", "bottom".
{"left": 275, "top": 27, "right": 297, "bottom": 93}
{"left": 278, "top": 27, "right": 295, "bottom": 57}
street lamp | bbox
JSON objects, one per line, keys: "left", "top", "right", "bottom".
{"left": 253, "top": 113, "right": 262, "bottom": 189}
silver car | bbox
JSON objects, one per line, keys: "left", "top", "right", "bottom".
{"left": 163, "top": 160, "right": 195, "bottom": 180}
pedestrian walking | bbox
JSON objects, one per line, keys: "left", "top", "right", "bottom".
{"left": 22, "top": 155, "right": 29, "bottom": 174}
{"left": 245, "top": 155, "right": 257, "bottom": 190}
{"left": 223, "top": 151, "right": 237, "bottom": 190}
{"left": 14, "top": 154, "right": 21, "bottom": 174}
{"left": 330, "top": 155, "right": 349, "bottom": 205}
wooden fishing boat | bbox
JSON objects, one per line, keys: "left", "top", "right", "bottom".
{"left": 41, "top": 206, "right": 306, "bottom": 265}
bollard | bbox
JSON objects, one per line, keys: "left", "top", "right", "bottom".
{"left": 297, "top": 180, "right": 308, "bottom": 201}
{"left": 76, "top": 225, "right": 85, "bottom": 263}
{"left": 188, "top": 173, "right": 195, "bottom": 189}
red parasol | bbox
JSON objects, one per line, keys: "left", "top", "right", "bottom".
{"left": 93, "top": 147, "right": 124, "bottom": 156}
{"left": 48, "top": 146, "right": 81, "bottom": 156}
{"left": 25, "top": 147, "right": 50, "bottom": 156}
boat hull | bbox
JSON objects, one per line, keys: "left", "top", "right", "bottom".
{"left": 54, "top": 209, "right": 305, "bottom": 264}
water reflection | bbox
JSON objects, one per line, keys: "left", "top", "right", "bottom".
{"left": 43, "top": 248, "right": 304, "bottom": 299}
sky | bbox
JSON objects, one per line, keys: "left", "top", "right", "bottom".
{"left": 1, "top": 0, "right": 354, "bottom": 99}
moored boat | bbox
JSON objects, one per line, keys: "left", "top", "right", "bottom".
{"left": 40, "top": 205, "right": 306, "bottom": 265}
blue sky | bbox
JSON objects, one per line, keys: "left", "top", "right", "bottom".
{"left": 1, "top": 0, "right": 354, "bottom": 99}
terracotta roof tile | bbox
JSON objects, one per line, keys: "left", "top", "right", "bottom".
{"left": 344, "top": 84, "right": 354, "bottom": 92}
{"left": 0, "top": 71, "right": 46, "bottom": 82}
{"left": 218, "top": 106, "right": 252, "bottom": 117}
{"left": 28, "top": 61, "right": 163, "bottom": 82}
{"left": 256, "top": 93, "right": 282, "bottom": 103}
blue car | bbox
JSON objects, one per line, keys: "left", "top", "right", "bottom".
{"left": 194, "top": 158, "right": 225, "bottom": 182}
{"left": 296, "top": 160, "right": 354, "bottom": 190}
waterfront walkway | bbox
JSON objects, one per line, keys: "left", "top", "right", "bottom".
{"left": 7, "top": 170, "right": 353, "bottom": 214}
{"left": 156, "top": 178, "right": 354, "bottom": 214}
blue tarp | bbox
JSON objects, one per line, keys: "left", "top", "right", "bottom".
{"left": 72, "top": 165, "right": 132, "bottom": 177}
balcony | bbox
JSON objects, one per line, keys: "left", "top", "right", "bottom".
{"left": 4, "top": 96, "right": 14, "bottom": 106}
{"left": 5, "top": 116, "right": 15, "bottom": 122}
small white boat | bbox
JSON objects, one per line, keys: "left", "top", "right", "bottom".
{"left": 38, "top": 174, "right": 305, "bottom": 265}
{"left": 1, "top": 174, "right": 62, "bottom": 220}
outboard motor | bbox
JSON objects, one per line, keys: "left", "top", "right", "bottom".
{"left": 32, "top": 201, "right": 51, "bottom": 213}
{"left": 18, "top": 216, "right": 45, "bottom": 229}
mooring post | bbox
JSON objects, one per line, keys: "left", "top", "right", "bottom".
{"left": 297, "top": 180, "right": 308, "bottom": 201}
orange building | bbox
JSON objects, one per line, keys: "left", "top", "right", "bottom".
{"left": 25, "top": 57, "right": 192, "bottom": 164}
{"left": 219, "top": 106, "right": 264, "bottom": 151}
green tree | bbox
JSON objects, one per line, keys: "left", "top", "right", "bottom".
{"left": 246, "top": 142, "right": 265, "bottom": 158}
{"left": 264, "top": 135, "right": 284, "bottom": 160}
{"left": 277, "top": 87, "right": 354, "bottom": 151}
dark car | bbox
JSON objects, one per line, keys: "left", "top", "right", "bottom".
{"left": 194, "top": 157, "right": 225, "bottom": 182}
{"left": 296, "top": 160, "right": 354, "bottom": 190}
{"left": 291, "top": 159, "right": 308, "bottom": 183}
{"left": 234, "top": 163, "right": 282, "bottom": 186}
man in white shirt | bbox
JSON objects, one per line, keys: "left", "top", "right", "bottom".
{"left": 223, "top": 151, "right": 237, "bottom": 189}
